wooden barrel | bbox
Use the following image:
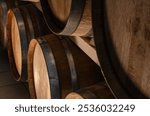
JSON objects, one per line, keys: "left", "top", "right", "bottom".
{"left": 6, "top": 4, "right": 50, "bottom": 81}
{"left": 92, "top": 0, "right": 150, "bottom": 98}
{"left": 40, "top": 0, "right": 92, "bottom": 37}
{"left": 0, "top": 0, "right": 29, "bottom": 49}
{"left": 65, "top": 82, "right": 114, "bottom": 99}
{"left": 28, "top": 34, "right": 102, "bottom": 99}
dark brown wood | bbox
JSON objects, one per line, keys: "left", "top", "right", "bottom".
{"left": 0, "top": 1, "right": 8, "bottom": 49}
{"left": 65, "top": 82, "right": 114, "bottom": 99}
{"left": 6, "top": 4, "right": 50, "bottom": 81}
{"left": 28, "top": 34, "right": 102, "bottom": 99}
{"left": 40, "top": 0, "right": 92, "bottom": 37}
{"left": 92, "top": 0, "right": 150, "bottom": 98}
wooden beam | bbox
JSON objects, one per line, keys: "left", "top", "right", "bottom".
{"left": 70, "top": 36, "right": 100, "bottom": 66}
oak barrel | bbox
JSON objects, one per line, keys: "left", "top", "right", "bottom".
{"left": 65, "top": 82, "right": 114, "bottom": 99}
{"left": 40, "top": 0, "right": 92, "bottom": 37}
{"left": 6, "top": 4, "right": 50, "bottom": 81}
{"left": 92, "top": 0, "right": 150, "bottom": 98}
{"left": 0, "top": 0, "right": 29, "bottom": 49}
{"left": 28, "top": 34, "right": 102, "bottom": 99}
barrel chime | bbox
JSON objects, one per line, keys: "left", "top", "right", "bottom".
{"left": 0, "top": 0, "right": 150, "bottom": 99}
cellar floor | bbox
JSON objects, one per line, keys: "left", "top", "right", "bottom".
{"left": 0, "top": 46, "right": 30, "bottom": 99}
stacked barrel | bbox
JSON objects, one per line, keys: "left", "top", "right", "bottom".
{"left": 0, "top": 0, "right": 150, "bottom": 99}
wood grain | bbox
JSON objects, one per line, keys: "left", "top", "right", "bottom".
{"left": 11, "top": 14, "right": 22, "bottom": 76}
{"left": 70, "top": 36, "right": 100, "bottom": 66}
{"left": 73, "top": 0, "right": 92, "bottom": 36}
{"left": 105, "top": 0, "right": 150, "bottom": 97}
{"left": 33, "top": 43, "right": 51, "bottom": 99}
{"left": 48, "top": 0, "right": 71, "bottom": 23}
